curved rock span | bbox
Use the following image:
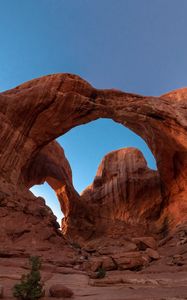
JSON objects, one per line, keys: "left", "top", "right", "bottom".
{"left": 0, "top": 73, "right": 187, "bottom": 249}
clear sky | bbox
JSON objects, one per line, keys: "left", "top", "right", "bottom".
{"left": 1, "top": 0, "right": 187, "bottom": 223}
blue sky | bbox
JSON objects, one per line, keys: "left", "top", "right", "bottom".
{"left": 1, "top": 0, "right": 187, "bottom": 223}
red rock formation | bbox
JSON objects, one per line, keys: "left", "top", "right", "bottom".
{"left": 0, "top": 73, "right": 187, "bottom": 249}
{"left": 81, "top": 148, "right": 162, "bottom": 235}
{"left": 24, "top": 140, "right": 80, "bottom": 225}
{"left": 23, "top": 144, "right": 162, "bottom": 242}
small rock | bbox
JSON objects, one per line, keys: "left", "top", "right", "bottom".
{"left": 172, "top": 254, "right": 184, "bottom": 266}
{"left": 145, "top": 248, "right": 160, "bottom": 260}
{"left": 0, "top": 285, "right": 3, "bottom": 298}
{"left": 49, "top": 284, "right": 74, "bottom": 298}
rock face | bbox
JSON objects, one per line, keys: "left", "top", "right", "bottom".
{"left": 0, "top": 73, "right": 187, "bottom": 249}
{"left": 81, "top": 148, "right": 162, "bottom": 238}
{"left": 24, "top": 140, "right": 80, "bottom": 234}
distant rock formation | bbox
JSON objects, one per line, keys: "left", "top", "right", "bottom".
{"left": 0, "top": 73, "right": 187, "bottom": 250}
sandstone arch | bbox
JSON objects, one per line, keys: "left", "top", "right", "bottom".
{"left": 0, "top": 73, "right": 187, "bottom": 247}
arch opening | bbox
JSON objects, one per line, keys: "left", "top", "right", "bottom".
{"left": 30, "top": 182, "right": 63, "bottom": 227}
{"left": 57, "top": 118, "right": 157, "bottom": 194}
{"left": 29, "top": 118, "right": 158, "bottom": 233}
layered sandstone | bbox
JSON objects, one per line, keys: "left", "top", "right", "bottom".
{"left": 81, "top": 148, "right": 162, "bottom": 237}
{"left": 0, "top": 73, "right": 187, "bottom": 249}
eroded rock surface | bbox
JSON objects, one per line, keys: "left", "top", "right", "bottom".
{"left": 1, "top": 227, "right": 187, "bottom": 300}
{"left": 80, "top": 148, "right": 162, "bottom": 239}
{"left": 0, "top": 74, "right": 187, "bottom": 299}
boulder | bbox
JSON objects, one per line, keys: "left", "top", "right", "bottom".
{"left": 98, "top": 242, "right": 137, "bottom": 255}
{"left": 145, "top": 248, "right": 160, "bottom": 260}
{"left": 49, "top": 284, "right": 74, "bottom": 298}
{"left": 83, "top": 257, "right": 102, "bottom": 272}
{"left": 102, "top": 256, "right": 116, "bottom": 271}
{"left": 112, "top": 252, "right": 147, "bottom": 270}
{"left": 132, "top": 237, "right": 157, "bottom": 250}
{"left": 83, "top": 255, "right": 116, "bottom": 272}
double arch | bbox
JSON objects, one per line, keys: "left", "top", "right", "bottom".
{"left": 1, "top": 73, "right": 187, "bottom": 231}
